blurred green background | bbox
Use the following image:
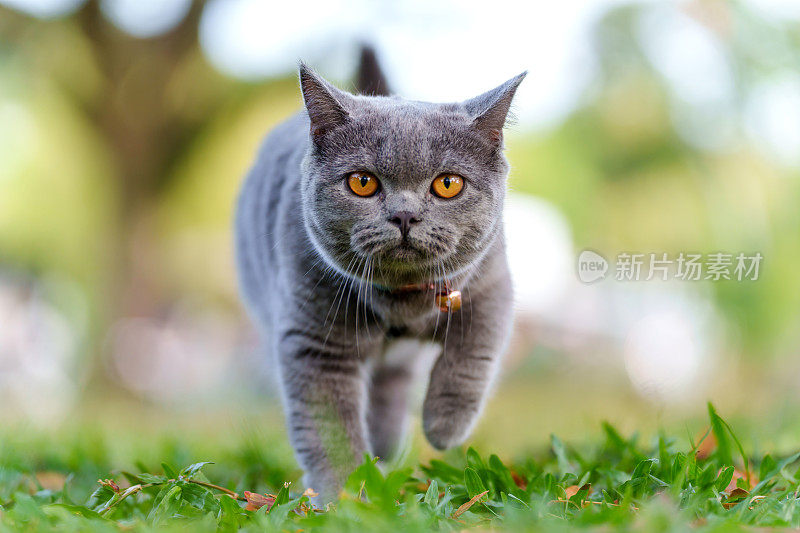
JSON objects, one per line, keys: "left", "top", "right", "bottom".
{"left": 2, "top": 0, "right": 800, "bottom": 466}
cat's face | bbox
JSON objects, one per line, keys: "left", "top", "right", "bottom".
{"left": 299, "top": 67, "right": 525, "bottom": 288}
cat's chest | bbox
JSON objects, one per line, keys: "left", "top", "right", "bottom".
{"left": 378, "top": 336, "right": 441, "bottom": 372}
{"left": 368, "top": 286, "right": 455, "bottom": 330}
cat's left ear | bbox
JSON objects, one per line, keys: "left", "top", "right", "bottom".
{"left": 464, "top": 72, "right": 527, "bottom": 146}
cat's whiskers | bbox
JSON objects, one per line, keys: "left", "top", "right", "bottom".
{"left": 366, "top": 257, "right": 375, "bottom": 336}
{"left": 322, "top": 254, "right": 360, "bottom": 349}
{"left": 356, "top": 257, "right": 368, "bottom": 353}
{"left": 366, "top": 257, "right": 375, "bottom": 338}
{"left": 323, "top": 254, "right": 357, "bottom": 325}
{"left": 370, "top": 256, "right": 380, "bottom": 318}
{"left": 465, "top": 283, "right": 473, "bottom": 337}
{"left": 442, "top": 255, "right": 464, "bottom": 350}
{"left": 266, "top": 230, "right": 288, "bottom": 252}
{"left": 431, "top": 260, "right": 442, "bottom": 342}
{"left": 297, "top": 256, "right": 333, "bottom": 314}
{"left": 301, "top": 255, "right": 326, "bottom": 279}
{"left": 437, "top": 258, "right": 454, "bottom": 362}
{"left": 359, "top": 258, "right": 367, "bottom": 343}
{"left": 354, "top": 254, "right": 372, "bottom": 358}
{"left": 459, "top": 256, "right": 477, "bottom": 338}
{"left": 344, "top": 254, "right": 367, "bottom": 356}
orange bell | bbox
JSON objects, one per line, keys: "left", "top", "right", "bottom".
{"left": 436, "top": 290, "right": 462, "bottom": 312}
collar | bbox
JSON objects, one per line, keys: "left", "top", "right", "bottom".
{"left": 375, "top": 280, "right": 462, "bottom": 312}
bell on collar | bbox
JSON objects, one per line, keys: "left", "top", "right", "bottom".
{"left": 436, "top": 290, "right": 462, "bottom": 313}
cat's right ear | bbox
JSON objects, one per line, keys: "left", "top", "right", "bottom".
{"left": 463, "top": 72, "right": 527, "bottom": 147}
{"left": 299, "top": 64, "right": 350, "bottom": 140}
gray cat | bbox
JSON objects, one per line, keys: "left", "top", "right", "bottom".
{"left": 235, "top": 50, "right": 524, "bottom": 501}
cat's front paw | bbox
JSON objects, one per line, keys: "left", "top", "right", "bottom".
{"left": 302, "top": 471, "right": 342, "bottom": 506}
{"left": 422, "top": 400, "right": 479, "bottom": 450}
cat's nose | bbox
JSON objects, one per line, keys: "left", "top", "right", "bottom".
{"left": 388, "top": 211, "right": 421, "bottom": 239}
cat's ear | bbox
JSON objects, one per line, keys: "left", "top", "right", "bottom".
{"left": 464, "top": 72, "right": 527, "bottom": 146}
{"left": 299, "top": 63, "right": 350, "bottom": 140}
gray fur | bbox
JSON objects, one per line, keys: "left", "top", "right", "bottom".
{"left": 235, "top": 58, "right": 524, "bottom": 501}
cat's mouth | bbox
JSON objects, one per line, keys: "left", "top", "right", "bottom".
{"left": 349, "top": 235, "right": 452, "bottom": 286}
{"left": 386, "top": 241, "right": 424, "bottom": 261}
{"left": 355, "top": 237, "right": 430, "bottom": 265}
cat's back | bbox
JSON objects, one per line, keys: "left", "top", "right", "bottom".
{"left": 235, "top": 111, "right": 309, "bottom": 325}
{"left": 246, "top": 112, "right": 309, "bottom": 191}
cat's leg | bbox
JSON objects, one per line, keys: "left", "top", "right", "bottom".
{"left": 367, "top": 339, "right": 439, "bottom": 459}
{"left": 277, "top": 330, "right": 374, "bottom": 502}
{"left": 367, "top": 362, "right": 412, "bottom": 459}
{"left": 421, "top": 283, "right": 513, "bottom": 450}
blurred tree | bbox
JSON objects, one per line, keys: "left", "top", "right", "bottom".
{"left": 72, "top": 0, "right": 234, "bottom": 316}
{"left": 0, "top": 1, "right": 261, "bottom": 395}
{"left": 1, "top": 0, "right": 238, "bottom": 318}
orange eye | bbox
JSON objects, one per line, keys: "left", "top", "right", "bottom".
{"left": 431, "top": 174, "right": 464, "bottom": 199}
{"left": 347, "top": 172, "right": 379, "bottom": 197}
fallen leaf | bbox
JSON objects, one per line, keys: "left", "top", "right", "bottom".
{"left": 722, "top": 468, "right": 758, "bottom": 495}
{"left": 452, "top": 490, "right": 489, "bottom": 519}
{"left": 721, "top": 487, "right": 749, "bottom": 509}
{"left": 727, "top": 488, "right": 749, "bottom": 499}
{"left": 510, "top": 470, "right": 527, "bottom": 490}
{"left": 244, "top": 491, "right": 276, "bottom": 512}
{"left": 565, "top": 484, "right": 592, "bottom": 499}
{"left": 695, "top": 430, "right": 716, "bottom": 460}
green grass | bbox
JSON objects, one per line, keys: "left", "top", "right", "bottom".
{"left": 1, "top": 404, "right": 799, "bottom": 532}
